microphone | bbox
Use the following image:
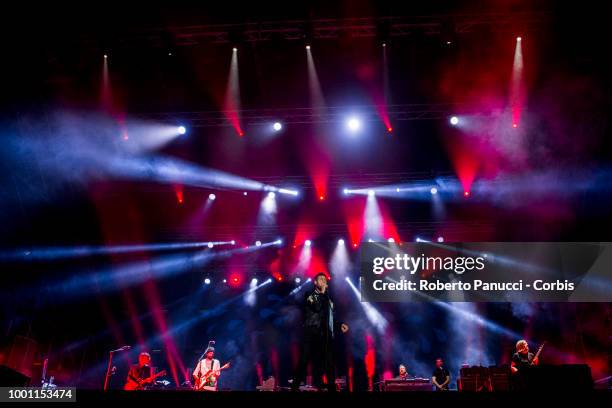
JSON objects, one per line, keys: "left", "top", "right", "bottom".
{"left": 110, "top": 345, "right": 131, "bottom": 353}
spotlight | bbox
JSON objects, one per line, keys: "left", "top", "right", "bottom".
{"left": 396, "top": 188, "right": 400, "bottom": 193}
{"left": 207, "top": 242, "right": 214, "bottom": 249}
{"left": 231, "top": 240, "right": 236, "bottom": 245}
{"left": 275, "top": 239, "right": 283, "bottom": 245}
{"left": 387, "top": 127, "right": 393, "bottom": 133}
{"left": 347, "top": 117, "right": 361, "bottom": 132}
{"left": 251, "top": 278, "right": 258, "bottom": 285}
{"left": 295, "top": 277, "right": 301, "bottom": 284}
{"left": 273, "top": 122, "right": 282, "bottom": 131}
{"left": 232, "top": 47, "right": 238, "bottom": 52}
{"left": 415, "top": 237, "right": 422, "bottom": 242}
{"left": 304, "top": 240, "right": 312, "bottom": 247}
{"left": 305, "top": 45, "right": 311, "bottom": 50}
{"left": 388, "top": 238, "right": 395, "bottom": 243}
{"left": 382, "top": 42, "right": 386, "bottom": 47}
{"left": 343, "top": 188, "right": 350, "bottom": 195}
{"left": 239, "top": 131, "right": 244, "bottom": 137}
{"left": 208, "top": 193, "right": 216, "bottom": 201}
{"left": 367, "top": 190, "right": 375, "bottom": 197}
{"left": 204, "top": 278, "right": 211, "bottom": 285}
{"left": 516, "top": 36, "right": 522, "bottom": 42}
{"left": 276, "top": 275, "right": 283, "bottom": 282}
{"left": 268, "top": 192, "right": 276, "bottom": 199}
{"left": 512, "top": 123, "right": 518, "bottom": 128}
{"left": 338, "top": 239, "right": 345, "bottom": 245}
{"left": 223, "top": 279, "right": 227, "bottom": 283}
{"left": 353, "top": 243, "right": 358, "bottom": 248}
{"left": 437, "top": 236, "right": 444, "bottom": 243}
{"left": 243, "top": 192, "right": 248, "bottom": 196}
{"left": 255, "top": 240, "right": 262, "bottom": 247}
{"left": 319, "top": 195, "right": 325, "bottom": 201}
{"left": 278, "top": 188, "right": 299, "bottom": 196}
{"left": 450, "top": 116, "right": 459, "bottom": 126}
{"left": 104, "top": 54, "right": 108, "bottom": 59}
{"left": 368, "top": 238, "right": 374, "bottom": 243}
{"left": 430, "top": 187, "right": 438, "bottom": 195}
{"left": 233, "top": 277, "right": 240, "bottom": 284}
{"left": 177, "top": 126, "right": 187, "bottom": 135}
{"left": 464, "top": 191, "right": 470, "bottom": 197}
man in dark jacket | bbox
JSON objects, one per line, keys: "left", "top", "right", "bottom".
{"left": 291, "top": 272, "right": 349, "bottom": 391}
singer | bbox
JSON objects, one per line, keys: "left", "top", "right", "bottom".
{"left": 291, "top": 272, "right": 349, "bottom": 392}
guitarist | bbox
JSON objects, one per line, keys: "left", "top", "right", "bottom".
{"left": 125, "top": 352, "right": 154, "bottom": 391}
{"left": 193, "top": 344, "right": 222, "bottom": 391}
{"left": 511, "top": 339, "right": 540, "bottom": 374}
{"left": 510, "top": 339, "right": 541, "bottom": 390}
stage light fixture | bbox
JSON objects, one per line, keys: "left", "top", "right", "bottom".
{"left": 347, "top": 117, "right": 362, "bottom": 132}
{"left": 368, "top": 190, "right": 375, "bottom": 197}
{"left": 430, "top": 187, "right": 438, "bottom": 195}
{"left": 251, "top": 278, "right": 258, "bottom": 285}
{"left": 273, "top": 122, "right": 282, "bottom": 131}
{"left": 343, "top": 188, "right": 350, "bottom": 195}
{"left": 204, "top": 278, "right": 211, "bottom": 285}
{"left": 450, "top": 116, "right": 459, "bottom": 126}
{"left": 177, "top": 126, "right": 186, "bottom": 135}
{"left": 207, "top": 242, "right": 214, "bottom": 249}
{"left": 396, "top": 188, "right": 400, "bottom": 193}
{"left": 437, "top": 236, "right": 444, "bottom": 243}
{"left": 231, "top": 240, "right": 236, "bottom": 245}
{"left": 104, "top": 54, "right": 108, "bottom": 59}
{"left": 223, "top": 279, "right": 227, "bottom": 283}
{"left": 295, "top": 277, "right": 301, "bottom": 284}
{"left": 275, "top": 239, "right": 283, "bottom": 245}
{"left": 306, "top": 45, "right": 311, "bottom": 50}
{"left": 512, "top": 123, "right": 518, "bottom": 128}
{"left": 268, "top": 192, "right": 276, "bottom": 199}
{"left": 338, "top": 239, "right": 345, "bottom": 245}
{"left": 243, "top": 192, "right": 248, "bottom": 196}
{"left": 464, "top": 191, "right": 470, "bottom": 197}
{"left": 304, "top": 240, "right": 312, "bottom": 247}
{"left": 415, "top": 237, "right": 422, "bottom": 242}
{"left": 208, "top": 193, "right": 216, "bottom": 201}
{"left": 277, "top": 188, "right": 299, "bottom": 196}
{"left": 255, "top": 240, "right": 262, "bottom": 247}
{"left": 516, "top": 36, "right": 522, "bottom": 42}
{"left": 388, "top": 238, "right": 395, "bottom": 243}
{"left": 232, "top": 47, "right": 237, "bottom": 52}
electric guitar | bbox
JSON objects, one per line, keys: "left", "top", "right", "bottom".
{"left": 123, "top": 369, "right": 167, "bottom": 390}
{"left": 530, "top": 342, "right": 545, "bottom": 365}
{"left": 193, "top": 362, "right": 230, "bottom": 390}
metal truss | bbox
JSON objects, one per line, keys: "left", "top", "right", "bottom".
{"left": 109, "top": 13, "right": 549, "bottom": 47}
{"left": 138, "top": 103, "right": 491, "bottom": 128}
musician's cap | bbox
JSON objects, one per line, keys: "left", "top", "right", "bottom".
{"left": 204, "top": 346, "right": 215, "bottom": 355}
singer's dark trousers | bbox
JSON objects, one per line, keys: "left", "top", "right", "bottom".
{"left": 292, "top": 329, "right": 335, "bottom": 391}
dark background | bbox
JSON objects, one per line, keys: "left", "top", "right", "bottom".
{"left": 0, "top": 0, "right": 610, "bottom": 390}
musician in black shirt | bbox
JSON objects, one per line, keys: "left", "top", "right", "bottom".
{"left": 511, "top": 339, "right": 539, "bottom": 374}
{"left": 125, "top": 352, "right": 152, "bottom": 390}
{"left": 432, "top": 358, "right": 450, "bottom": 391}
{"left": 291, "top": 273, "right": 349, "bottom": 391}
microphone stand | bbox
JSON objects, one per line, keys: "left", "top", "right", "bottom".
{"left": 104, "top": 346, "right": 130, "bottom": 391}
